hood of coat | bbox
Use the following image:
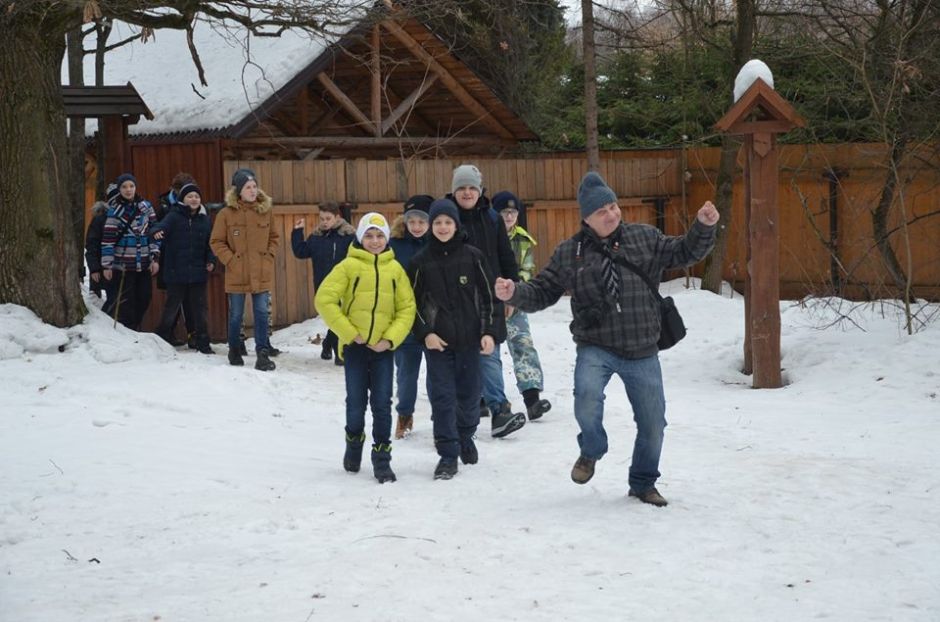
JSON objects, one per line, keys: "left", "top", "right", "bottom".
{"left": 508, "top": 225, "right": 537, "bottom": 246}
{"left": 346, "top": 244, "right": 396, "bottom": 265}
{"left": 313, "top": 217, "right": 355, "bottom": 237}
{"left": 224, "top": 187, "right": 273, "bottom": 214}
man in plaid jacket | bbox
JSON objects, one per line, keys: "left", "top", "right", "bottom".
{"left": 495, "top": 171, "right": 719, "bottom": 507}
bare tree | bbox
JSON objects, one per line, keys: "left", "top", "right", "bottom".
{"left": 0, "top": 1, "right": 376, "bottom": 327}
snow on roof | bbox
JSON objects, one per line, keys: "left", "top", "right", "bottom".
{"left": 733, "top": 59, "right": 774, "bottom": 102}
{"left": 68, "top": 10, "right": 369, "bottom": 137}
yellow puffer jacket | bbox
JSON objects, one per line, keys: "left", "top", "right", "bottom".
{"left": 314, "top": 245, "right": 416, "bottom": 359}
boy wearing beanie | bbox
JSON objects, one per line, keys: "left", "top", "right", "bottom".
{"left": 408, "top": 199, "right": 500, "bottom": 479}
{"left": 389, "top": 194, "right": 433, "bottom": 438}
{"left": 152, "top": 182, "right": 216, "bottom": 353}
{"left": 290, "top": 201, "right": 356, "bottom": 363}
{"left": 495, "top": 171, "right": 720, "bottom": 507}
{"left": 315, "top": 212, "right": 416, "bottom": 484}
{"left": 446, "top": 165, "right": 526, "bottom": 439}
{"left": 493, "top": 190, "right": 552, "bottom": 421}
{"left": 209, "top": 168, "right": 280, "bottom": 371}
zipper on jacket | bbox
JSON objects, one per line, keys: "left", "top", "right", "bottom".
{"left": 365, "top": 254, "right": 380, "bottom": 343}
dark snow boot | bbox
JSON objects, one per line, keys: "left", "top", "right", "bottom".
{"left": 433, "top": 458, "right": 458, "bottom": 480}
{"left": 238, "top": 334, "right": 249, "bottom": 356}
{"left": 479, "top": 397, "right": 490, "bottom": 418}
{"left": 491, "top": 402, "right": 526, "bottom": 438}
{"left": 526, "top": 399, "right": 552, "bottom": 421}
{"left": 460, "top": 437, "right": 478, "bottom": 465}
{"left": 187, "top": 332, "right": 198, "bottom": 350}
{"left": 255, "top": 348, "right": 276, "bottom": 372}
{"left": 344, "top": 432, "right": 366, "bottom": 473}
{"left": 371, "top": 443, "right": 396, "bottom": 484}
{"left": 320, "top": 344, "right": 332, "bottom": 360}
{"left": 228, "top": 348, "right": 244, "bottom": 366}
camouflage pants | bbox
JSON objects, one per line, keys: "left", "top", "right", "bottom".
{"left": 506, "top": 310, "right": 544, "bottom": 393}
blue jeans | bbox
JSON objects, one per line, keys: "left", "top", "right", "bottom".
{"left": 426, "top": 348, "right": 481, "bottom": 459}
{"left": 573, "top": 345, "right": 667, "bottom": 492}
{"left": 343, "top": 344, "right": 394, "bottom": 446}
{"left": 227, "top": 292, "right": 270, "bottom": 352}
{"left": 480, "top": 345, "right": 508, "bottom": 414}
{"left": 393, "top": 334, "right": 424, "bottom": 416}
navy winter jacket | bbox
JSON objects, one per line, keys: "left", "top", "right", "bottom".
{"left": 389, "top": 231, "right": 427, "bottom": 271}
{"left": 290, "top": 219, "right": 356, "bottom": 288}
{"left": 151, "top": 202, "right": 215, "bottom": 285}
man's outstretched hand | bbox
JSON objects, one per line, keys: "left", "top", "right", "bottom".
{"left": 495, "top": 277, "right": 515, "bottom": 302}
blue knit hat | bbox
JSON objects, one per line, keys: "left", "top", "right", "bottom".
{"left": 577, "top": 172, "right": 617, "bottom": 218}
{"left": 115, "top": 173, "right": 137, "bottom": 188}
{"left": 428, "top": 198, "right": 460, "bottom": 225}
{"left": 231, "top": 168, "right": 257, "bottom": 195}
{"left": 403, "top": 194, "right": 433, "bottom": 221}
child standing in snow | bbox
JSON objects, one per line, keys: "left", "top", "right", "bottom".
{"left": 388, "top": 194, "right": 432, "bottom": 438}
{"left": 408, "top": 199, "right": 499, "bottom": 480}
{"left": 493, "top": 191, "right": 552, "bottom": 421}
{"left": 315, "top": 212, "right": 416, "bottom": 484}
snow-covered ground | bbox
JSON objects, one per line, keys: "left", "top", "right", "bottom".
{"left": 1, "top": 282, "right": 938, "bottom": 621}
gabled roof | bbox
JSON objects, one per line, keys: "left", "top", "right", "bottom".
{"left": 68, "top": 7, "right": 537, "bottom": 151}
{"left": 715, "top": 78, "right": 805, "bottom": 135}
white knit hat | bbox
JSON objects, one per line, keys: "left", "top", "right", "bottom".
{"left": 356, "top": 212, "right": 390, "bottom": 243}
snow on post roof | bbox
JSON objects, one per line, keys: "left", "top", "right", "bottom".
{"left": 67, "top": 7, "right": 372, "bottom": 137}
{"left": 733, "top": 59, "right": 774, "bottom": 102}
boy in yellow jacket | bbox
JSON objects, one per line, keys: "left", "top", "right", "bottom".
{"left": 315, "top": 212, "right": 416, "bottom": 483}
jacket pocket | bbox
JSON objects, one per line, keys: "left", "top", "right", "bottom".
{"left": 228, "top": 253, "right": 248, "bottom": 287}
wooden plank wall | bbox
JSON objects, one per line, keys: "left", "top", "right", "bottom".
{"left": 86, "top": 143, "right": 938, "bottom": 338}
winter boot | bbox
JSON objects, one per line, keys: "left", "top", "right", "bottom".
{"left": 187, "top": 332, "right": 198, "bottom": 350}
{"left": 460, "top": 438, "right": 478, "bottom": 465}
{"left": 526, "top": 399, "right": 552, "bottom": 421}
{"left": 371, "top": 443, "right": 396, "bottom": 483}
{"left": 433, "top": 458, "right": 458, "bottom": 480}
{"left": 238, "top": 334, "right": 249, "bottom": 356}
{"left": 395, "top": 415, "right": 414, "bottom": 439}
{"left": 267, "top": 346, "right": 281, "bottom": 357}
{"left": 255, "top": 348, "right": 276, "bottom": 372}
{"left": 479, "top": 397, "right": 490, "bottom": 418}
{"left": 195, "top": 335, "right": 214, "bottom": 355}
{"left": 571, "top": 456, "right": 597, "bottom": 485}
{"left": 491, "top": 402, "right": 526, "bottom": 438}
{"left": 343, "top": 432, "right": 366, "bottom": 473}
{"left": 629, "top": 487, "right": 669, "bottom": 507}
{"left": 320, "top": 344, "right": 333, "bottom": 360}
{"left": 228, "top": 348, "right": 244, "bottom": 366}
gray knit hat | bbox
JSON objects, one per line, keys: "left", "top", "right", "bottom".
{"left": 577, "top": 172, "right": 617, "bottom": 218}
{"left": 232, "top": 168, "right": 257, "bottom": 195}
{"left": 451, "top": 164, "right": 482, "bottom": 194}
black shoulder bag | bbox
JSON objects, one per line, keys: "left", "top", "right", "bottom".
{"left": 611, "top": 255, "right": 687, "bottom": 350}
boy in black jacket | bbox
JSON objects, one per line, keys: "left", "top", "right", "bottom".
{"left": 408, "top": 199, "right": 499, "bottom": 480}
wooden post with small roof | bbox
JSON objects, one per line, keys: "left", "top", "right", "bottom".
{"left": 715, "top": 73, "right": 805, "bottom": 389}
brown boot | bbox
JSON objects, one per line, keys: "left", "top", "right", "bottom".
{"left": 394, "top": 415, "right": 413, "bottom": 439}
{"left": 629, "top": 487, "right": 668, "bottom": 507}
{"left": 570, "top": 456, "right": 596, "bottom": 484}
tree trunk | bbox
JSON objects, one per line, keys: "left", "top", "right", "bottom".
{"left": 701, "top": 134, "right": 739, "bottom": 293}
{"left": 0, "top": 22, "right": 87, "bottom": 326}
{"left": 67, "top": 27, "right": 87, "bottom": 281}
{"left": 581, "top": 0, "right": 600, "bottom": 171}
{"left": 872, "top": 137, "right": 913, "bottom": 301}
{"left": 702, "top": 0, "right": 754, "bottom": 295}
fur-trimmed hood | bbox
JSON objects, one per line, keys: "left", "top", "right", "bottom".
{"left": 224, "top": 187, "right": 273, "bottom": 214}
{"left": 313, "top": 217, "right": 355, "bottom": 237}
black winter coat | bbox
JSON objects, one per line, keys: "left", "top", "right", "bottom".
{"left": 408, "top": 231, "right": 498, "bottom": 351}
{"left": 446, "top": 194, "right": 518, "bottom": 342}
{"left": 290, "top": 219, "right": 356, "bottom": 288}
{"left": 84, "top": 204, "right": 108, "bottom": 275}
{"left": 151, "top": 203, "right": 215, "bottom": 285}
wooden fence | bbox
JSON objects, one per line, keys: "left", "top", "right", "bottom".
{"left": 86, "top": 144, "right": 939, "bottom": 337}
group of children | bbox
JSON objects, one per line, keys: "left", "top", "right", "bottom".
{"left": 86, "top": 164, "right": 551, "bottom": 483}
{"left": 306, "top": 166, "right": 552, "bottom": 482}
